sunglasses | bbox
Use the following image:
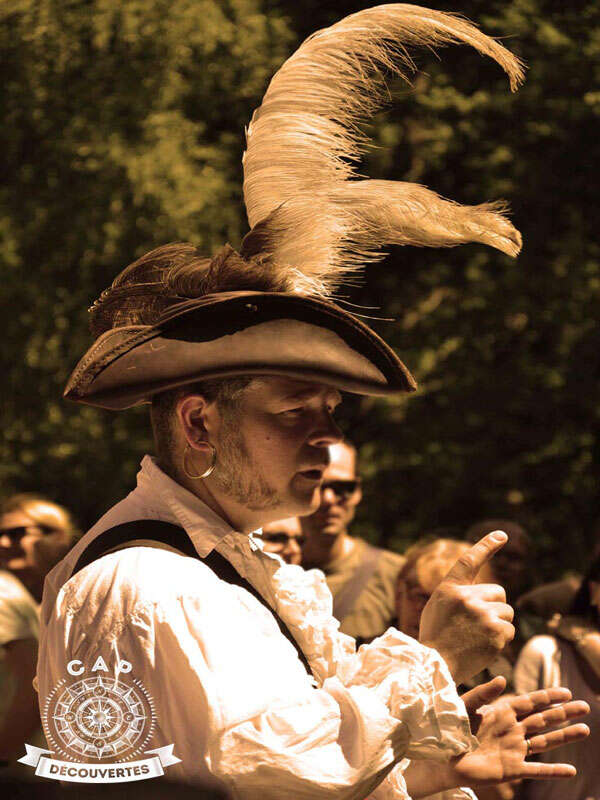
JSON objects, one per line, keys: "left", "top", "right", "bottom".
{"left": 0, "top": 525, "right": 51, "bottom": 541}
{"left": 259, "top": 532, "right": 306, "bottom": 547}
{"left": 320, "top": 479, "right": 360, "bottom": 499}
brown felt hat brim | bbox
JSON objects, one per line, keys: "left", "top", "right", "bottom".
{"left": 64, "top": 292, "right": 417, "bottom": 410}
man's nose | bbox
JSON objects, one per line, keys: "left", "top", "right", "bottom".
{"left": 0, "top": 534, "right": 12, "bottom": 548}
{"left": 284, "top": 538, "right": 302, "bottom": 564}
{"left": 321, "top": 487, "right": 337, "bottom": 505}
{"left": 307, "top": 413, "right": 343, "bottom": 448}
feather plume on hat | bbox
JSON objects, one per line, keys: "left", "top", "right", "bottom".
{"left": 89, "top": 3, "right": 525, "bottom": 334}
{"left": 241, "top": 3, "right": 525, "bottom": 298}
{"left": 74, "top": 4, "right": 526, "bottom": 409}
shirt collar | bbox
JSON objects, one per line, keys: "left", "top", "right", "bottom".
{"left": 137, "top": 455, "right": 244, "bottom": 557}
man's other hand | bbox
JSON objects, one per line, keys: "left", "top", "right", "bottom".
{"left": 419, "top": 531, "right": 515, "bottom": 683}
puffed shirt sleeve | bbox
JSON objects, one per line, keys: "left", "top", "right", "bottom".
{"left": 38, "top": 547, "right": 476, "bottom": 800}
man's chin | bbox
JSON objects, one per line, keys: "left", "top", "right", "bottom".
{"left": 318, "top": 524, "right": 343, "bottom": 537}
{"left": 289, "top": 478, "right": 323, "bottom": 510}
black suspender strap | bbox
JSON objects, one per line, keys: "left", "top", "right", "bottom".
{"left": 71, "top": 520, "right": 312, "bottom": 677}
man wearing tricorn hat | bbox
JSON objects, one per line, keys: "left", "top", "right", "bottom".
{"left": 37, "top": 5, "right": 590, "bottom": 798}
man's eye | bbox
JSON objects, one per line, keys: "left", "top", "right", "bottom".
{"left": 281, "top": 407, "right": 304, "bottom": 415}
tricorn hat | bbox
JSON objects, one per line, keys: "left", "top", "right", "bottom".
{"left": 66, "top": 4, "right": 524, "bottom": 410}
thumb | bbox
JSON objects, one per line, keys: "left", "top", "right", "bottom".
{"left": 444, "top": 530, "right": 508, "bottom": 585}
{"left": 460, "top": 675, "right": 507, "bottom": 714}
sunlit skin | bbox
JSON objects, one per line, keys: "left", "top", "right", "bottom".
{"left": 161, "top": 377, "right": 592, "bottom": 793}
{"left": 299, "top": 441, "right": 362, "bottom": 568}
{"left": 258, "top": 517, "right": 304, "bottom": 565}
{"left": 175, "top": 377, "right": 343, "bottom": 533}
{"left": 396, "top": 545, "right": 495, "bottom": 640}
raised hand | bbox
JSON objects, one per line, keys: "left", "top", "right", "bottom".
{"left": 419, "top": 530, "right": 515, "bottom": 683}
{"left": 404, "top": 684, "right": 589, "bottom": 799}
{"left": 453, "top": 686, "right": 590, "bottom": 786}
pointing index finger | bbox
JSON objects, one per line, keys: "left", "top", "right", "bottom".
{"left": 444, "top": 531, "right": 508, "bottom": 585}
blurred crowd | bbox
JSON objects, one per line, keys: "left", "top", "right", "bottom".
{"left": 1, "top": 441, "right": 599, "bottom": 799}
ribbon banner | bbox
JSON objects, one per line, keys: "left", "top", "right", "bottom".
{"left": 18, "top": 744, "right": 181, "bottom": 783}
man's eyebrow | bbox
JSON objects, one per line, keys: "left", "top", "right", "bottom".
{"left": 281, "top": 387, "right": 342, "bottom": 403}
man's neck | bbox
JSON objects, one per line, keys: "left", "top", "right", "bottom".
{"left": 302, "top": 529, "right": 352, "bottom": 570}
{"left": 162, "top": 458, "right": 283, "bottom": 534}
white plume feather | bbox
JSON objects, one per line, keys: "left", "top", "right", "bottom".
{"left": 242, "top": 4, "right": 525, "bottom": 297}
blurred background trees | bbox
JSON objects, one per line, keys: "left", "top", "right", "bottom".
{"left": 1, "top": 0, "right": 598, "bottom": 579}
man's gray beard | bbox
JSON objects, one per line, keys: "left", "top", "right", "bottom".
{"left": 212, "top": 421, "right": 283, "bottom": 511}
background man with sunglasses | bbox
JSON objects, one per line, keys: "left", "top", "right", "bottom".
{"left": 300, "top": 440, "right": 405, "bottom": 643}
{"left": 0, "top": 493, "right": 77, "bottom": 770}
{"left": 257, "top": 517, "right": 304, "bottom": 565}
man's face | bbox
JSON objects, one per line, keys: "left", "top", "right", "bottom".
{"left": 258, "top": 517, "right": 304, "bottom": 565}
{"left": 300, "top": 442, "right": 362, "bottom": 538}
{"left": 0, "top": 510, "right": 49, "bottom": 576}
{"left": 209, "top": 377, "right": 343, "bottom": 523}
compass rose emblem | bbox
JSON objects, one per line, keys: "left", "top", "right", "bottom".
{"left": 44, "top": 674, "right": 155, "bottom": 762}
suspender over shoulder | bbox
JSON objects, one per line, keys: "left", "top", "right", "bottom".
{"left": 71, "top": 519, "right": 313, "bottom": 677}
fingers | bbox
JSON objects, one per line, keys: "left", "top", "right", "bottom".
{"left": 486, "top": 602, "right": 515, "bottom": 622}
{"left": 520, "top": 762, "right": 576, "bottom": 779}
{"left": 461, "top": 676, "right": 507, "bottom": 712}
{"left": 468, "top": 584, "right": 508, "bottom": 602}
{"left": 526, "top": 723, "right": 590, "bottom": 755}
{"left": 490, "top": 619, "right": 516, "bottom": 649}
{"left": 444, "top": 531, "right": 508, "bottom": 585}
{"left": 521, "top": 700, "right": 590, "bottom": 734}
{"left": 510, "top": 688, "right": 572, "bottom": 718}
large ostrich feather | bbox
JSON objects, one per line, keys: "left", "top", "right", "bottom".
{"left": 242, "top": 4, "right": 525, "bottom": 297}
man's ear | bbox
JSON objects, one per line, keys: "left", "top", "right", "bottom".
{"left": 176, "top": 394, "right": 218, "bottom": 451}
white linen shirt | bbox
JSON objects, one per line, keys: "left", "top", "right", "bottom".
{"left": 38, "top": 456, "right": 476, "bottom": 799}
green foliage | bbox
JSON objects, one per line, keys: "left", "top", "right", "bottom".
{"left": 0, "top": 0, "right": 292, "bottom": 524}
{"left": 1, "top": 0, "right": 598, "bottom": 580}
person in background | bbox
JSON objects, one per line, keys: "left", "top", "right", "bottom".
{"left": 35, "top": 6, "right": 592, "bottom": 796}
{"left": 396, "top": 538, "right": 521, "bottom": 800}
{"left": 257, "top": 517, "right": 304, "bottom": 565}
{"left": 0, "top": 493, "right": 78, "bottom": 765}
{"left": 300, "top": 440, "right": 405, "bottom": 643}
{"left": 466, "top": 518, "right": 538, "bottom": 661}
{"left": 395, "top": 538, "right": 494, "bottom": 639}
{"left": 514, "top": 553, "right": 600, "bottom": 800}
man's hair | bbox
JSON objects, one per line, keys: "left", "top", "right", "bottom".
{"left": 150, "top": 377, "right": 252, "bottom": 477}
{"left": 1, "top": 493, "right": 79, "bottom": 545}
{"left": 398, "top": 537, "right": 494, "bottom": 587}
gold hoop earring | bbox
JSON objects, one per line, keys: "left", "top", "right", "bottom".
{"left": 183, "top": 442, "right": 217, "bottom": 480}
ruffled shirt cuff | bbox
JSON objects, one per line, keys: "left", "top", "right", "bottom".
{"left": 339, "top": 630, "right": 477, "bottom": 761}
{"left": 271, "top": 562, "right": 477, "bottom": 765}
